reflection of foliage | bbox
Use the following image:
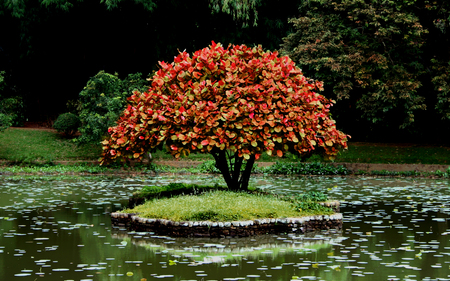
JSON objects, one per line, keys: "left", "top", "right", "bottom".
{"left": 128, "top": 234, "right": 336, "bottom": 264}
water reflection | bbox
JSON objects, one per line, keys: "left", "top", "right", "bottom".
{"left": 0, "top": 175, "right": 450, "bottom": 280}
{"left": 112, "top": 230, "right": 343, "bottom": 264}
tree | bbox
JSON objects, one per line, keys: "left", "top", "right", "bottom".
{"left": 280, "top": 0, "right": 450, "bottom": 140}
{"left": 280, "top": 0, "right": 428, "bottom": 129}
{"left": 100, "top": 42, "right": 348, "bottom": 190}
{"left": 0, "top": 71, "right": 12, "bottom": 132}
{"left": 1, "top": 0, "right": 299, "bottom": 124}
{"left": 209, "top": 0, "right": 262, "bottom": 27}
{"left": 77, "top": 71, "right": 148, "bottom": 144}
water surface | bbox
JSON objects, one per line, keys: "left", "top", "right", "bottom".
{"left": 1, "top": 175, "right": 450, "bottom": 280}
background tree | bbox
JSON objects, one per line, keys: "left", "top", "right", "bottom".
{"left": 280, "top": 0, "right": 450, "bottom": 142}
{"left": 76, "top": 71, "right": 148, "bottom": 144}
{"left": 0, "top": 71, "right": 11, "bottom": 132}
{"left": 0, "top": 71, "right": 24, "bottom": 132}
{"left": 0, "top": 0, "right": 298, "bottom": 124}
{"left": 100, "top": 42, "right": 348, "bottom": 190}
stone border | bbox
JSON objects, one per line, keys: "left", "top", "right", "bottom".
{"left": 111, "top": 212, "right": 343, "bottom": 238}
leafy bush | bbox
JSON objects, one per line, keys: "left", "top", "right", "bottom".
{"left": 137, "top": 182, "right": 226, "bottom": 199}
{"left": 293, "top": 191, "right": 328, "bottom": 202}
{"left": 0, "top": 71, "right": 25, "bottom": 131}
{"left": 77, "top": 71, "right": 148, "bottom": 144}
{"left": 197, "top": 160, "right": 221, "bottom": 173}
{"left": 293, "top": 201, "right": 333, "bottom": 213}
{"left": 370, "top": 170, "right": 422, "bottom": 177}
{"left": 198, "top": 160, "right": 259, "bottom": 174}
{"left": 53, "top": 112, "right": 81, "bottom": 137}
{"left": 0, "top": 95, "right": 25, "bottom": 132}
{"left": 265, "top": 162, "right": 349, "bottom": 175}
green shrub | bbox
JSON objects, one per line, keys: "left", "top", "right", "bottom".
{"left": 1, "top": 71, "right": 24, "bottom": 131}
{"left": 265, "top": 162, "right": 349, "bottom": 175}
{"left": 293, "top": 191, "right": 329, "bottom": 202}
{"left": 77, "top": 71, "right": 148, "bottom": 144}
{"left": 53, "top": 112, "right": 81, "bottom": 137}
{"left": 198, "top": 159, "right": 260, "bottom": 174}
{"left": 0, "top": 96, "right": 24, "bottom": 130}
{"left": 198, "top": 160, "right": 220, "bottom": 173}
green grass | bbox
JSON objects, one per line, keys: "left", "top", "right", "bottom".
{"left": 334, "top": 143, "right": 450, "bottom": 164}
{"left": 122, "top": 190, "right": 333, "bottom": 221}
{"left": 1, "top": 128, "right": 449, "bottom": 166}
{"left": 0, "top": 128, "right": 101, "bottom": 163}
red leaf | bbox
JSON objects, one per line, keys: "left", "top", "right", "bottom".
{"left": 193, "top": 72, "right": 201, "bottom": 79}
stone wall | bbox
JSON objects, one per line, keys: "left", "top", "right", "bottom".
{"left": 111, "top": 213, "right": 343, "bottom": 238}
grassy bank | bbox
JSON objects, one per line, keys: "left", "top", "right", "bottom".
{"left": 335, "top": 143, "right": 450, "bottom": 165}
{"left": 0, "top": 128, "right": 100, "bottom": 163}
{"left": 1, "top": 127, "right": 449, "bottom": 167}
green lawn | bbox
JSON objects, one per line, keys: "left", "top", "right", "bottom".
{"left": 1, "top": 128, "right": 449, "bottom": 165}
{"left": 0, "top": 128, "right": 100, "bottom": 163}
{"left": 335, "top": 143, "right": 450, "bottom": 165}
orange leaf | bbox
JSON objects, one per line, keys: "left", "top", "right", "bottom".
{"left": 201, "top": 140, "right": 209, "bottom": 146}
{"left": 193, "top": 72, "right": 201, "bottom": 79}
{"left": 277, "top": 150, "right": 283, "bottom": 157}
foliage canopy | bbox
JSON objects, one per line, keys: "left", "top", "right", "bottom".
{"left": 280, "top": 0, "right": 430, "bottom": 128}
{"left": 77, "top": 71, "right": 148, "bottom": 144}
{"left": 101, "top": 42, "right": 348, "bottom": 190}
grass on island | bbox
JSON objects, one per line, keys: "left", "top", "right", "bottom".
{"left": 122, "top": 189, "right": 334, "bottom": 221}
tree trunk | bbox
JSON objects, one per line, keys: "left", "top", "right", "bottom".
{"left": 212, "top": 150, "right": 255, "bottom": 191}
{"left": 238, "top": 154, "right": 255, "bottom": 191}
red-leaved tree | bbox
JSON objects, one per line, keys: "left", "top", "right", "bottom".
{"left": 100, "top": 42, "right": 348, "bottom": 190}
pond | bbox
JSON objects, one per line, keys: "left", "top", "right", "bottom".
{"left": 1, "top": 174, "right": 450, "bottom": 281}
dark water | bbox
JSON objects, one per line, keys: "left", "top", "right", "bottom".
{"left": 1, "top": 174, "right": 450, "bottom": 280}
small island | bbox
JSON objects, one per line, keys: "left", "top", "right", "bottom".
{"left": 111, "top": 183, "right": 342, "bottom": 237}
